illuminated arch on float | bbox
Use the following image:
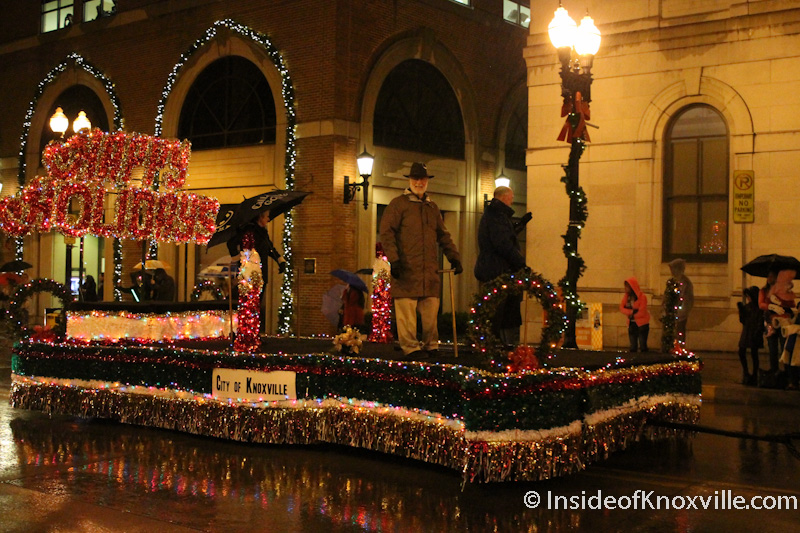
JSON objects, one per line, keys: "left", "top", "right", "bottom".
{"left": 468, "top": 270, "right": 566, "bottom": 365}
{"left": 16, "top": 53, "right": 124, "bottom": 296}
{"left": 155, "top": 19, "right": 298, "bottom": 335}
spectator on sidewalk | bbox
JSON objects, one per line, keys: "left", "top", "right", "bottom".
{"left": 737, "top": 286, "right": 763, "bottom": 386}
{"left": 620, "top": 277, "right": 650, "bottom": 352}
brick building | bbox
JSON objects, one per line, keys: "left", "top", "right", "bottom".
{"left": 0, "top": 0, "right": 529, "bottom": 336}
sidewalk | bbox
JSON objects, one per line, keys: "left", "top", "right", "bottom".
{"left": 696, "top": 350, "right": 800, "bottom": 407}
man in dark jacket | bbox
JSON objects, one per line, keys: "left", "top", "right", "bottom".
{"left": 474, "top": 186, "right": 529, "bottom": 348}
{"left": 380, "top": 162, "right": 462, "bottom": 359}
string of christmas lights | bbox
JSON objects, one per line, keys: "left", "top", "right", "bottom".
{"left": 234, "top": 237, "right": 264, "bottom": 352}
{"left": 368, "top": 252, "right": 393, "bottom": 343}
{"left": 468, "top": 269, "right": 566, "bottom": 366}
{"left": 558, "top": 137, "right": 588, "bottom": 325}
{"left": 153, "top": 19, "right": 298, "bottom": 334}
{"left": 7, "top": 278, "right": 73, "bottom": 340}
{"left": 661, "top": 278, "right": 680, "bottom": 353}
{"left": 14, "top": 53, "right": 123, "bottom": 267}
{"left": 10, "top": 340, "right": 701, "bottom": 482}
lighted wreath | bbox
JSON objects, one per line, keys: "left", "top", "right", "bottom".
{"left": 190, "top": 279, "right": 225, "bottom": 302}
{"left": 468, "top": 269, "right": 566, "bottom": 364}
{"left": 8, "top": 278, "right": 74, "bottom": 341}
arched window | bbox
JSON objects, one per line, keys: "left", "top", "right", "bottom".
{"left": 504, "top": 100, "right": 527, "bottom": 172}
{"left": 373, "top": 59, "right": 465, "bottom": 159}
{"left": 663, "top": 105, "right": 729, "bottom": 262}
{"left": 178, "top": 56, "right": 276, "bottom": 150}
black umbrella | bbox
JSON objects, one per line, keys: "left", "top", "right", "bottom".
{"left": 206, "top": 203, "right": 240, "bottom": 249}
{"left": 330, "top": 269, "right": 368, "bottom": 293}
{"left": 0, "top": 260, "right": 33, "bottom": 273}
{"left": 207, "top": 191, "right": 311, "bottom": 249}
{"left": 741, "top": 254, "right": 800, "bottom": 278}
{"left": 232, "top": 190, "right": 311, "bottom": 226}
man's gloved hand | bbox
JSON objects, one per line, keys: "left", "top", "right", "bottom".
{"left": 451, "top": 259, "right": 463, "bottom": 275}
{"left": 278, "top": 261, "right": 287, "bottom": 274}
{"left": 520, "top": 212, "right": 532, "bottom": 226}
{"left": 390, "top": 262, "right": 403, "bottom": 279}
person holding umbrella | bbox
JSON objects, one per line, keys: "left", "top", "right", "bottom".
{"left": 379, "top": 162, "right": 462, "bottom": 359}
{"left": 227, "top": 210, "right": 285, "bottom": 351}
{"left": 330, "top": 270, "right": 368, "bottom": 332}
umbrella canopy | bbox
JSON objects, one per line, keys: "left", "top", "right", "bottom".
{"left": 133, "top": 259, "right": 171, "bottom": 271}
{"left": 198, "top": 255, "right": 240, "bottom": 278}
{"left": 741, "top": 254, "right": 800, "bottom": 278}
{"left": 322, "top": 284, "right": 347, "bottom": 327}
{"left": 330, "top": 269, "right": 368, "bottom": 293}
{"left": 207, "top": 190, "right": 311, "bottom": 249}
{"left": 0, "top": 260, "right": 32, "bottom": 272}
{"left": 206, "top": 203, "right": 240, "bottom": 249}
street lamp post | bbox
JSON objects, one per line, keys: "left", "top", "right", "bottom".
{"left": 548, "top": 4, "right": 600, "bottom": 348}
{"left": 344, "top": 146, "right": 375, "bottom": 210}
{"left": 50, "top": 108, "right": 92, "bottom": 296}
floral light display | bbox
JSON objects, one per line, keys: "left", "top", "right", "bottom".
{"left": 10, "top": 341, "right": 701, "bottom": 483}
{"left": 0, "top": 129, "right": 219, "bottom": 244}
{"left": 234, "top": 246, "right": 263, "bottom": 352}
{"left": 369, "top": 252, "right": 392, "bottom": 343}
{"left": 333, "top": 326, "right": 365, "bottom": 354}
{"left": 154, "top": 19, "right": 298, "bottom": 334}
{"left": 469, "top": 269, "right": 566, "bottom": 366}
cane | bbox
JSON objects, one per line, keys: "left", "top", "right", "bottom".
{"left": 438, "top": 268, "right": 458, "bottom": 358}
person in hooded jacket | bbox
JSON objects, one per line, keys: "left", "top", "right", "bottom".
{"left": 474, "top": 186, "right": 528, "bottom": 348}
{"left": 620, "top": 277, "right": 650, "bottom": 352}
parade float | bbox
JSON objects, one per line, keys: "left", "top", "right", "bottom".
{"left": 4, "top": 129, "right": 701, "bottom": 483}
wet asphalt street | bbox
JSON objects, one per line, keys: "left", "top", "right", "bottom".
{"left": 1, "top": 346, "right": 799, "bottom": 532}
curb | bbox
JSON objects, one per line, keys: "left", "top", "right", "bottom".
{"left": 702, "top": 383, "right": 800, "bottom": 407}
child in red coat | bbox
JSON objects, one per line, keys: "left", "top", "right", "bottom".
{"left": 620, "top": 277, "right": 650, "bottom": 352}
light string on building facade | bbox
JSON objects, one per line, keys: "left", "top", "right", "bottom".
{"left": 16, "top": 52, "right": 125, "bottom": 294}
{"left": 154, "top": 19, "right": 298, "bottom": 335}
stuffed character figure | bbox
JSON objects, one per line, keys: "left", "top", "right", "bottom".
{"left": 768, "top": 269, "right": 797, "bottom": 329}
{"left": 769, "top": 269, "right": 800, "bottom": 387}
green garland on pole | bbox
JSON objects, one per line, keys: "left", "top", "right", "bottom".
{"left": 660, "top": 278, "right": 680, "bottom": 353}
{"left": 468, "top": 269, "right": 566, "bottom": 365}
{"left": 8, "top": 278, "right": 73, "bottom": 340}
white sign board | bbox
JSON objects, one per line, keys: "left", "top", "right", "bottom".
{"left": 212, "top": 369, "right": 297, "bottom": 401}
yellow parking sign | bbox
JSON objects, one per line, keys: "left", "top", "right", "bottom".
{"left": 733, "top": 170, "right": 754, "bottom": 223}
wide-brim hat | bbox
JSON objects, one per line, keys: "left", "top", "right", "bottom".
{"left": 404, "top": 162, "right": 434, "bottom": 179}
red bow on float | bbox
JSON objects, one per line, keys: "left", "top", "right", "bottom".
{"left": 557, "top": 91, "right": 591, "bottom": 143}
{"left": 30, "top": 324, "right": 57, "bottom": 343}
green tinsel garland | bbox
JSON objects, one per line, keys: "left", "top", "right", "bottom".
{"left": 12, "top": 342, "right": 702, "bottom": 433}
{"left": 468, "top": 269, "right": 566, "bottom": 364}
{"left": 660, "top": 278, "right": 680, "bottom": 353}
